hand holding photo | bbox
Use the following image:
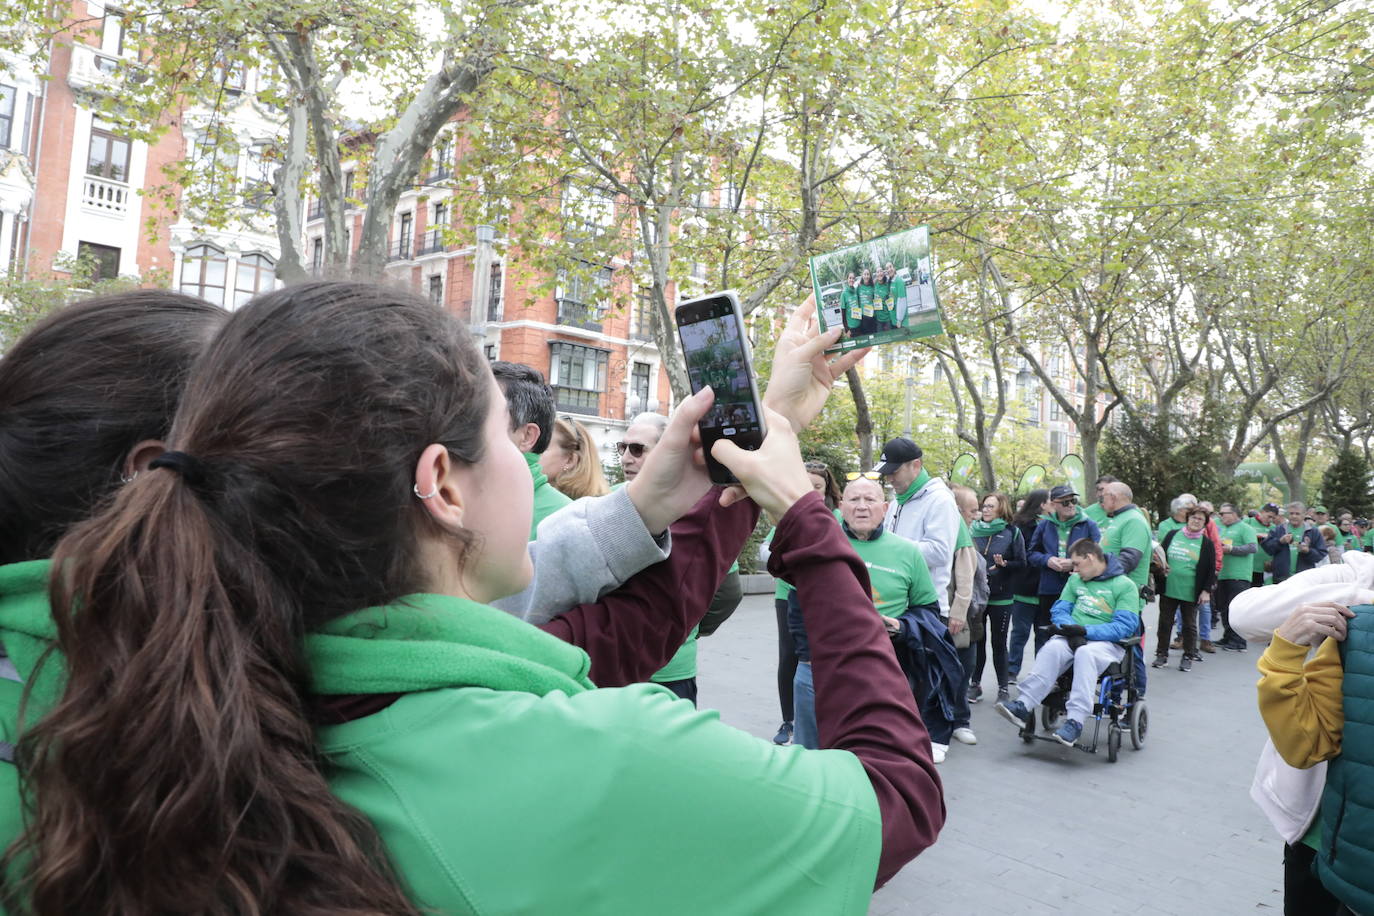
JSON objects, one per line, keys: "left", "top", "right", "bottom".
{"left": 809, "top": 224, "right": 944, "bottom": 352}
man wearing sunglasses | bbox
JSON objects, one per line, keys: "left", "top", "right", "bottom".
{"left": 616, "top": 413, "right": 668, "bottom": 484}
{"left": 617, "top": 411, "right": 743, "bottom": 706}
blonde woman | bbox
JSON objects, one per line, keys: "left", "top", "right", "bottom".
{"left": 541, "top": 416, "right": 611, "bottom": 499}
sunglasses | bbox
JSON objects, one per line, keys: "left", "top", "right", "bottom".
{"left": 845, "top": 471, "right": 882, "bottom": 481}
{"left": 615, "top": 441, "right": 648, "bottom": 458}
{"left": 1055, "top": 498, "right": 1078, "bottom": 506}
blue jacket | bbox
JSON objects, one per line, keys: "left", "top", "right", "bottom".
{"left": 1048, "top": 555, "right": 1142, "bottom": 644}
{"left": 972, "top": 525, "right": 1026, "bottom": 603}
{"left": 1028, "top": 514, "right": 1101, "bottom": 597}
{"left": 1262, "top": 524, "right": 1328, "bottom": 582}
{"left": 892, "top": 605, "right": 965, "bottom": 724}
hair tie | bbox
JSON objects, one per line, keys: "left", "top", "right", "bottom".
{"left": 148, "top": 451, "right": 209, "bottom": 488}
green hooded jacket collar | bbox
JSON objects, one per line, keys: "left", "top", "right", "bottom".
{"left": 0, "top": 559, "right": 63, "bottom": 711}
{"left": 307, "top": 593, "right": 595, "bottom": 697}
{"left": 894, "top": 468, "right": 932, "bottom": 506}
{"left": 525, "top": 451, "right": 550, "bottom": 491}
{"left": 971, "top": 519, "right": 1008, "bottom": 538}
{"left": 1040, "top": 508, "right": 1088, "bottom": 530}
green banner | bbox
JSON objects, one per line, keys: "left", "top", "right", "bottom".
{"left": 1015, "top": 465, "right": 1047, "bottom": 495}
{"left": 950, "top": 453, "right": 978, "bottom": 485}
{"left": 1060, "top": 454, "right": 1086, "bottom": 498}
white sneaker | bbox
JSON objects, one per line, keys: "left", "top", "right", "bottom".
{"left": 952, "top": 727, "right": 978, "bottom": 746}
{"left": 931, "top": 742, "right": 948, "bottom": 764}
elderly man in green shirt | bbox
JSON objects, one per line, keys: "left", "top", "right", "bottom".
{"left": 1097, "top": 481, "right": 1152, "bottom": 594}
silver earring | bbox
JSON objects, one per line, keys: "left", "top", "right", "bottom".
{"left": 413, "top": 482, "right": 439, "bottom": 500}
{"left": 121, "top": 472, "right": 138, "bottom": 484}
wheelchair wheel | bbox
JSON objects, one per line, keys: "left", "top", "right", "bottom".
{"left": 1129, "top": 702, "right": 1149, "bottom": 749}
{"left": 1107, "top": 726, "right": 1121, "bottom": 763}
{"left": 1040, "top": 705, "right": 1057, "bottom": 734}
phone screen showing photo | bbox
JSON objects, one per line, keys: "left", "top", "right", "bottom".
{"left": 676, "top": 292, "right": 765, "bottom": 484}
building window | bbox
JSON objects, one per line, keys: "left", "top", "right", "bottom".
{"left": 310, "top": 237, "right": 323, "bottom": 272}
{"left": 483, "top": 343, "right": 497, "bottom": 361}
{"left": 487, "top": 262, "right": 503, "bottom": 321}
{"left": 631, "top": 361, "right": 651, "bottom": 412}
{"left": 432, "top": 201, "right": 447, "bottom": 227}
{"left": 342, "top": 170, "right": 355, "bottom": 204}
{"left": 87, "top": 129, "right": 131, "bottom": 182}
{"left": 77, "top": 241, "right": 120, "bottom": 283}
{"left": 428, "top": 274, "right": 443, "bottom": 305}
{"left": 429, "top": 135, "right": 453, "bottom": 182}
{"left": 631, "top": 289, "right": 655, "bottom": 340}
{"left": 392, "top": 211, "right": 412, "bottom": 260}
{"left": 1049, "top": 399, "right": 1062, "bottom": 422}
{"left": 549, "top": 342, "right": 609, "bottom": 415}
{"left": 243, "top": 143, "right": 274, "bottom": 208}
{"left": 101, "top": 7, "right": 129, "bottom": 54}
{"left": 234, "top": 252, "right": 274, "bottom": 308}
{"left": 1049, "top": 430, "right": 1068, "bottom": 459}
{"left": 179, "top": 243, "right": 227, "bottom": 304}
{"left": 556, "top": 263, "right": 611, "bottom": 330}
{"left": 1028, "top": 394, "right": 1041, "bottom": 425}
{"left": 0, "top": 85, "right": 14, "bottom": 149}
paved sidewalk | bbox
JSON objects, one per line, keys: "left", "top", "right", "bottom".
{"left": 697, "top": 595, "right": 1286, "bottom": 915}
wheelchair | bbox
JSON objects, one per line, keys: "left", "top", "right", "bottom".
{"left": 1016, "top": 628, "right": 1149, "bottom": 763}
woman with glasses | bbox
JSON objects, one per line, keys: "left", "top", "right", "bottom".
{"left": 542, "top": 417, "right": 610, "bottom": 500}
{"left": 971, "top": 492, "right": 1025, "bottom": 704}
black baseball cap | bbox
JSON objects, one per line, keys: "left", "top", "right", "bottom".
{"left": 1262, "top": 502, "right": 1281, "bottom": 513}
{"left": 873, "top": 437, "right": 923, "bottom": 475}
{"left": 1049, "top": 484, "right": 1078, "bottom": 502}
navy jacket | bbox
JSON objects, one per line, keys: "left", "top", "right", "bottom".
{"left": 973, "top": 526, "right": 1026, "bottom": 603}
{"left": 1262, "top": 524, "right": 1328, "bottom": 583}
{"left": 891, "top": 605, "right": 965, "bottom": 725}
{"left": 1009, "top": 518, "right": 1041, "bottom": 599}
{"left": 1028, "top": 515, "right": 1101, "bottom": 597}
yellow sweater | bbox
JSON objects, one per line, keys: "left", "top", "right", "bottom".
{"left": 1257, "top": 633, "right": 1345, "bottom": 769}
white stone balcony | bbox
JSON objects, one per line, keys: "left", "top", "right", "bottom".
{"left": 82, "top": 175, "right": 130, "bottom": 215}
{"left": 68, "top": 43, "right": 134, "bottom": 93}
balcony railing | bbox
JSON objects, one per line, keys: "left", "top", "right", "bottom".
{"left": 68, "top": 44, "right": 132, "bottom": 92}
{"left": 553, "top": 386, "right": 600, "bottom": 415}
{"left": 556, "top": 298, "right": 605, "bottom": 332}
{"left": 81, "top": 176, "right": 130, "bottom": 215}
{"left": 425, "top": 165, "right": 453, "bottom": 183}
{"left": 387, "top": 238, "right": 414, "bottom": 262}
{"left": 417, "top": 229, "right": 446, "bottom": 255}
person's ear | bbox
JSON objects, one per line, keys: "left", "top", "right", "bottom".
{"left": 513, "top": 422, "right": 541, "bottom": 453}
{"left": 413, "top": 443, "right": 466, "bottom": 532}
{"left": 124, "top": 439, "right": 166, "bottom": 480}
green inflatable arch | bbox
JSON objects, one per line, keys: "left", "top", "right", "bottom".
{"left": 1234, "top": 461, "right": 1290, "bottom": 502}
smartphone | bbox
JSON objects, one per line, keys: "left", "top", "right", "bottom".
{"left": 675, "top": 290, "right": 767, "bottom": 485}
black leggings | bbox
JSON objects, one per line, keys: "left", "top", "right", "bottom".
{"left": 973, "top": 603, "right": 1012, "bottom": 688}
{"left": 1283, "top": 842, "right": 1344, "bottom": 916}
{"left": 774, "top": 597, "right": 798, "bottom": 722}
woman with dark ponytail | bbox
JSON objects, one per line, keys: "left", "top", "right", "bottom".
{"left": 10, "top": 283, "right": 943, "bottom": 915}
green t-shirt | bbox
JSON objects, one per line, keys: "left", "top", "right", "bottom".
{"left": 857, "top": 284, "right": 875, "bottom": 315}
{"left": 873, "top": 278, "right": 891, "bottom": 302}
{"left": 1163, "top": 531, "right": 1202, "bottom": 601}
{"left": 1084, "top": 503, "right": 1109, "bottom": 528}
{"left": 955, "top": 519, "right": 973, "bottom": 551}
{"left": 1100, "top": 507, "right": 1152, "bottom": 591}
{"left": 527, "top": 452, "right": 573, "bottom": 541}
{"left": 1217, "top": 519, "right": 1256, "bottom": 581}
{"left": 840, "top": 287, "right": 861, "bottom": 327}
{"left": 847, "top": 531, "right": 939, "bottom": 617}
{"left": 1246, "top": 517, "right": 1270, "bottom": 574}
{"left": 1058, "top": 570, "right": 1141, "bottom": 626}
{"left": 1155, "top": 516, "right": 1183, "bottom": 541}
{"left": 651, "top": 624, "right": 700, "bottom": 683}
{"left": 1364, "top": 530, "right": 1374, "bottom": 550}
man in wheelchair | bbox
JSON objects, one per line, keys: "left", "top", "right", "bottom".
{"left": 996, "top": 538, "right": 1143, "bottom": 747}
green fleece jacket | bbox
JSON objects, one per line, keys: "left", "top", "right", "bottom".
{"left": 1, "top": 583, "right": 885, "bottom": 915}
{"left": 527, "top": 452, "right": 572, "bottom": 540}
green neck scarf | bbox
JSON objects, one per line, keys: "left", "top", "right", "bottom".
{"left": 524, "top": 452, "right": 550, "bottom": 491}
{"left": 895, "top": 468, "right": 932, "bottom": 506}
{"left": 971, "top": 518, "right": 1008, "bottom": 537}
{"left": 0, "top": 559, "right": 64, "bottom": 710}
{"left": 307, "top": 593, "right": 595, "bottom": 697}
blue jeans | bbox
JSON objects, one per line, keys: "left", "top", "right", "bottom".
{"left": 1007, "top": 599, "right": 1043, "bottom": 678}
{"left": 793, "top": 662, "right": 818, "bottom": 749}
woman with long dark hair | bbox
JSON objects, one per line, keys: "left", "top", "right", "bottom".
{"left": 1006, "top": 488, "right": 1050, "bottom": 681}
{"left": 7, "top": 284, "right": 942, "bottom": 915}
